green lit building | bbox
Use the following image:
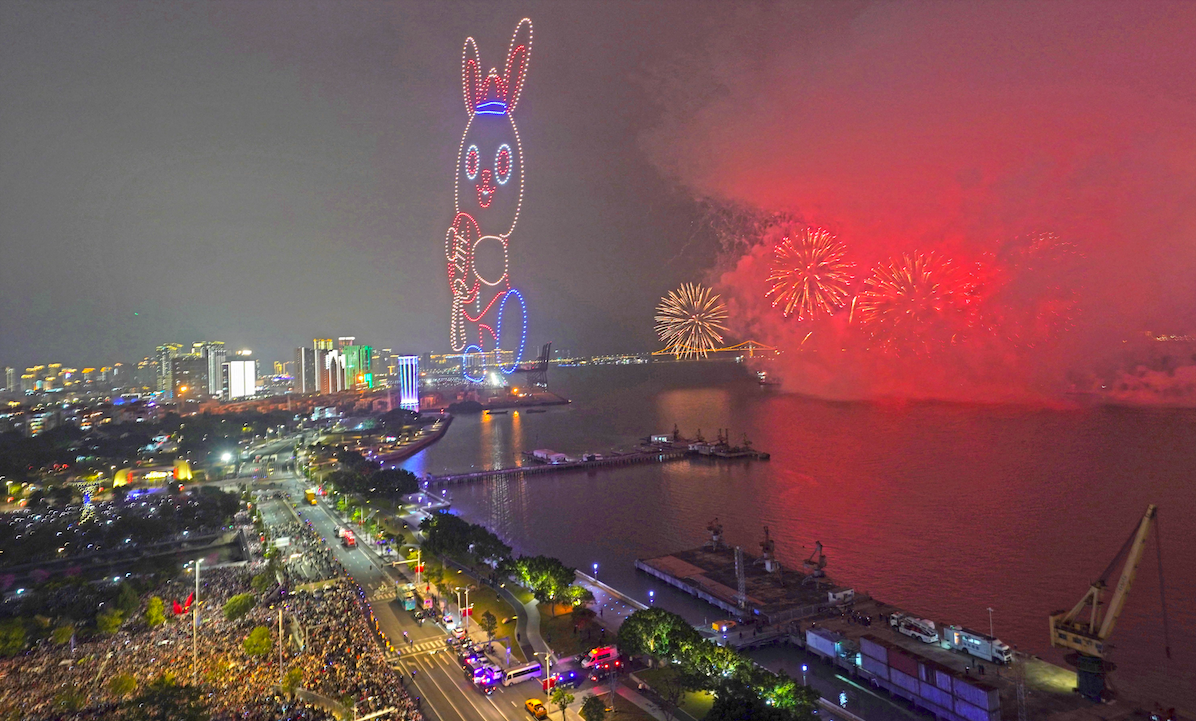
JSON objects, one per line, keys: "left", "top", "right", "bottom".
{"left": 343, "top": 345, "right": 373, "bottom": 389}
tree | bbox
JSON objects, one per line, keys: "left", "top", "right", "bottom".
{"left": 479, "top": 610, "right": 498, "bottom": 642}
{"left": 96, "top": 608, "right": 124, "bottom": 635}
{"left": 122, "top": 675, "right": 209, "bottom": 721}
{"left": 108, "top": 673, "right": 138, "bottom": 698}
{"left": 251, "top": 572, "right": 275, "bottom": 594}
{"left": 54, "top": 688, "right": 85, "bottom": 712}
{"left": 145, "top": 596, "right": 166, "bottom": 627}
{"left": 223, "top": 593, "right": 256, "bottom": 622}
{"left": 51, "top": 623, "right": 74, "bottom": 646}
{"left": 282, "top": 667, "right": 303, "bottom": 695}
{"left": 0, "top": 620, "right": 24, "bottom": 657}
{"left": 115, "top": 582, "right": 140, "bottom": 616}
{"left": 616, "top": 608, "right": 701, "bottom": 661}
{"left": 550, "top": 686, "right": 575, "bottom": 721}
{"left": 243, "top": 626, "right": 272, "bottom": 657}
{"left": 508, "top": 555, "right": 576, "bottom": 605}
{"left": 579, "top": 694, "right": 607, "bottom": 721}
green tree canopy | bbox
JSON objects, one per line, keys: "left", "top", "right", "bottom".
{"left": 550, "top": 687, "right": 575, "bottom": 721}
{"left": 223, "top": 593, "right": 256, "bottom": 622}
{"left": 282, "top": 668, "right": 303, "bottom": 695}
{"left": 115, "top": 582, "right": 140, "bottom": 615}
{"left": 616, "top": 608, "right": 702, "bottom": 661}
{"left": 479, "top": 610, "right": 498, "bottom": 641}
{"left": 108, "top": 673, "right": 138, "bottom": 698}
{"left": 96, "top": 608, "right": 124, "bottom": 635}
{"left": 243, "top": 626, "right": 272, "bottom": 657}
{"left": 507, "top": 555, "right": 575, "bottom": 604}
{"left": 251, "top": 572, "right": 275, "bottom": 594}
{"left": 51, "top": 623, "right": 74, "bottom": 646}
{"left": 0, "top": 620, "right": 25, "bottom": 657}
{"left": 145, "top": 596, "right": 166, "bottom": 627}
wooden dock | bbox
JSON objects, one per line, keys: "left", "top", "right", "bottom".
{"left": 426, "top": 449, "right": 690, "bottom": 485}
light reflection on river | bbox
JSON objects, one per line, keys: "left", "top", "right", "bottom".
{"left": 400, "top": 362, "right": 1195, "bottom": 710}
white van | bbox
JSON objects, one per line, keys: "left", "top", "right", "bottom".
{"left": 581, "top": 646, "right": 619, "bottom": 669}
{"left": 502, "top": 662, "right": 543, "bottom": 686}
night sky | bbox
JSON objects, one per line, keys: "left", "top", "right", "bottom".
{"left": 3, "top": 2, "right": 1195, "bottom": 387}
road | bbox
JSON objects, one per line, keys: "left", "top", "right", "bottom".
{"left": 257, "top": 469, "right": 603, "bottom": 721}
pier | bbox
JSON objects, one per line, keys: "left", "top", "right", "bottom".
{"left": 425, "top": 449, "right": 690, "bottom": 485}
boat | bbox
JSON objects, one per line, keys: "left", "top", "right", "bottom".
{"left": 485, "top": 409, "right": 509, "bottom": 415}
{"left": 525, "top": 408, "right": 548, "bottom": 414}
{"left": 757, "top": 371, "right": 781, "bottom": 387}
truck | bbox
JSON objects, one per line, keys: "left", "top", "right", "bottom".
{"left": 304, "top": 489, "right": 317, "bottom": 505}
{"left": 890, "top": 613, "right": 939, "bottom": 644}
{"left": 341, "top": 531, "right": 357, "bottom": 548}
{"left": 943, "top": 625, "right": 1013, "bottom": 664}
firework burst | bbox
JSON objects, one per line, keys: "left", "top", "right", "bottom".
{"left": 656, "top": 283, "right": 728, "bottom": 359}
{"left": 765, "top": 228, "right": 854, "bottom": 320}
{"left": 854, "top": 251, "right": 962, "bottom": 354}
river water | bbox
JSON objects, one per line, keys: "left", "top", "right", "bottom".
{"left": 399, "top": 362, "right": 1195, "bottom": 710}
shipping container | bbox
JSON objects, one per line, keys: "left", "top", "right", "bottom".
{"left": 953, "top": 677, "right": 1000, "bottom": 712}
{"left": 806, "top": 628, "right": 841, "bottom": 660}
{"left": 889, "top": 649, "right": 920, "bottom": 678}
{"left": 954, "top": 697, "right": 999, "bottom": 721}
{"left": 934, "top": 667, "right": 954, "bottom": 691}
{"left": 861, "top": 654, "right": 889, "bottom": 680}
{"left": 919, "top": 680, "right": 954, "bottom": 709}
{"left": 890, "top": 668, "right": 920, "bottom": 694}
{"left": 860, "top": 635, "right": 888, "bottom": 663}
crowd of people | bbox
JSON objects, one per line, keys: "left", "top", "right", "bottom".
{"left": 0, "top": 494, "right": 423, "bottom": 720}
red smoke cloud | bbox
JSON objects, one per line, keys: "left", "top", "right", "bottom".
{"left": 644, "top": 2, "right": 1196, "bottom": 400}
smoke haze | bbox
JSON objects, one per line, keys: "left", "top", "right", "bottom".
{"left": 643, "top": 1, "right": 1196, "bottom": 400}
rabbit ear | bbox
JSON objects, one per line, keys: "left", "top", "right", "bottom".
{"left": 462, "top": 37, "right": 482, "bottom": 117}
{"left": 502, "top": 18, "right": 532, "bottom": 113}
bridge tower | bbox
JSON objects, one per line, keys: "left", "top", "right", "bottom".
{"left": 527, "top": 342, "right": 551, "bottom": 389}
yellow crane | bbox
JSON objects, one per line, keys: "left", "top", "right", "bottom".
{"left": 1049, "top": 504, "right": 1170, "bottom": 702}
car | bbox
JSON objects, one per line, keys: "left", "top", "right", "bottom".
{"left": 452, "top": 627, "right": 468, "bottom": 640}
{"left": 525, "top": 700, "right": 548, "bottom": 719}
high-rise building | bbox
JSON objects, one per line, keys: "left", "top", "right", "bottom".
{"left": 224, "top": 359, "right": 257, "bottom": 399}
{"left": 343, "top": 344, "right": 373, "bottom": 389}
{"left": 3, "top": 367, "right": 13, "bottom": 393}
{"left": 395, "top": 355, "right": 420, "bottom": 411}
{"left": 323, "top": 349, "right": 347, "bottom": 393}
{"left": 156, "top": 343, "right": 184, "bottom": 397}
{"left": 295, "top": 347, "right": 318, "bottom": 393}
{"left": 171, "top": 355, "right": 209, "bottom": 400}
{"left": 337, "top": 336, "right": 356, "bottom": 349}
{"left": 193, "top": 341, "right": 226, "bottom": 396}
{"left": 315, "top": 338, "right": 334, "bottom": 351}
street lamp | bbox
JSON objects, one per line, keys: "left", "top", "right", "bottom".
{"left": 190, "top": 558, "right": 203, "bottom": 684}
{"left": 649, "top": 590, "right": 655, "bottom": 604}
{"left": 801, "top": 664, "right": 808, "bottom": 686}
{"left": 534, "top": 651, "right": 553, "bottom": 682}
{"left": 592, "top": 562, "right": 598, "bottom": 578}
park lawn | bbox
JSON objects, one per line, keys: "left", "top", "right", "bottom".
{"left": 540, "top": 603, "right": 609, "bottom": 659}
{"left": 635, "top": 667, "right": 715, "bottom": 721}
{"left": 409, "top": 555, "right": 526, "bottom": 664}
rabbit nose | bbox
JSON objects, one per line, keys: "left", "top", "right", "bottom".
{"left": 476, "top": 169, "right": 496, "bottom": 208}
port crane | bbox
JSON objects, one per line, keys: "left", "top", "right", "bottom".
{"left": 1048, "top": 504, "right": 1170, "bottom": 702}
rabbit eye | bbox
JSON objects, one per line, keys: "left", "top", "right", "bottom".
{"left": 495, "top": 145, "right": 512, "bottom": 185}
{"left": 465, "top": 145, "right": 479, "bottom": 180}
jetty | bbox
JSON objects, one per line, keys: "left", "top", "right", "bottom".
{"left": 426, "top": 449, "right": 690, "bottom": 485}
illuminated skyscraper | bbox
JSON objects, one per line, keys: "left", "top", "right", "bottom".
{"left": 193, "top": 341, "right": 226, "bottom": 396}
{"left": 395, "top": 355, "right": 419, "bottom": 411}
{"left": 171, "top": 355, "right": 208, "bottom": 400}
{"left": 343, "top": 344, "right": 373, "bottom": 389}
{"left": 3, "top": 367, "right": 13, "bottom": 393}
{"left": 295, "top": 347, "right": 318, "bottom": 393}
{"left": 155, "top": 343, "right": 183, "bottom": 397}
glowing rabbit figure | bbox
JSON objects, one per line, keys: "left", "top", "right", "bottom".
{"left": 446, "top": 19, "right": 532, "bottom": 380}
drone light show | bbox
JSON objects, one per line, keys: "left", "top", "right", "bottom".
{"left": 445, "top": 18, "right": 533, "bottom": 381}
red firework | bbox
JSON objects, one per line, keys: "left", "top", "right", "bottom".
{"left": 854, "top": 251, "right": 965, "bottom": 354}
